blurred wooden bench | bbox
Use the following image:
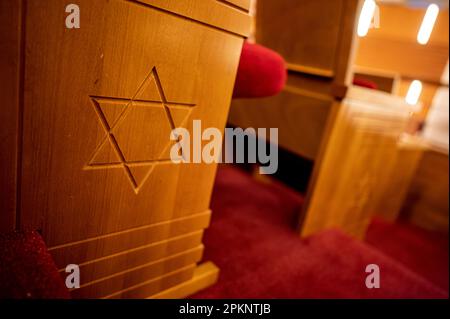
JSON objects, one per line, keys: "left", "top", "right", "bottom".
{"left": 299, "top": 87, "right": 421, "bottom": 239}
{"left": 400, "top": 144, "right": 449, "bottom": 232}
{"left": 229, "top": 0, "right": 360, "bottom": 160}
{"left": 227, "top": 0, "right": 445, "bottom": 239}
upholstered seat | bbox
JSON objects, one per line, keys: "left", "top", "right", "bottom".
{"left": 233, "top": 42, "right": 287, "bottom": 98}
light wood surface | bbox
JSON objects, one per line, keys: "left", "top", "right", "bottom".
{"left": 355, "top": 4, "right": 449, "bottom": 84}
{"left": 73, "top": 245, "right": 204, "bottom": 298}
{"left": 217, "top": 0, "right": 251, "bottom": 12}
{"left": 131, "top": 0, "right": 251, "bottom": 37}
{"left": 255, "top": 0, "right": 354, "bottom": 78}
{"left": 150, "top": 262, "right": 219, "bottom": 299}
{"left": 229, "top": 86, "right": 333, "bottom": 160}
{"left": 104, "top": 264, "right": 197, "bottom": 299}
{"left": 0, "top": 0, "right": 22, "bottom": 232}
{"left": 1, "top": 0, "right": 250, "bottom": 298}
{"left": 355, "top": 3, "right": 448, "bottom": 128}
{"left": 228, "top": 0, "right": 360, "bottom": 160}
{"left": 49, "top": 210, "right": 211, "bottom": 268}
{"left": 372, "top": 136, "right": 425, "bottom": 222}
{"left": 357, "top": 37, "right": 448, "bottom": 84}
{"left": 59, "top": 232, "right": 204, "bottom": 283}
{"left": 300, "top": 87, "right": 419, "bottom": 239}
{"left": 401, "top": 147, "right": 449, "bottom": 232}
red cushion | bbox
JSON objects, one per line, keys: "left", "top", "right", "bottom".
{"left": 233, "top": 42, "right": 287, "bottom": 98}
{"left": 0, "top": 231, "right": 70, "bottom": 299}
{"left": 353, "top": 77, "right": 378, "bottom": 90}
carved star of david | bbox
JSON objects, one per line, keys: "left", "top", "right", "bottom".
{"left": 85, "top": 67, "right": 195, "bottom": 193}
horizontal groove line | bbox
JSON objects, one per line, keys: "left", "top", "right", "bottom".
{"left": 148, "top": 262, "right": 217, "bottom": 298}
{"left": 90, "top": 95, "right": 131, "bottom": 103}
{"left": 283, "top": 85, "right": 333, "bottom": 102}
{"left": 286, "top": 63, "right": 334, "bottom": 78}
{"left": 216, "top": 0, "right": 249, "bottom": 13}
{"left": 58, "top": 230, "right": 203, "bottom": 271}
{"left": 73, "top": 245, "right": 203, "bottom": 289}
{"left": 101, "top": 263, "right": 195, "bottom": 299}
{"left": 127, "top": 0, "right": 245, "bottom": 38}
{"left": 48, "top": 210, "right": 211, "bottom": 251}
{"left": 90, "top": 96, "right": 195, "bottom": 107}
{"left": 84, "top": 158, "right": 173, "bottom": 169}
{"left": 126, "top": 159, "right": 173, "bottom": 166}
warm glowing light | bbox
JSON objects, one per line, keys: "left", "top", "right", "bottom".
{"left": 405, "top": 80, "right": 423, "bottom": 105}
{"left": 441, "top": 60, "right": 449, "bottom": 85}
{"left": 358, "top": 0, "right": 376, "bottom": 37}
{"left": 417, "top": 4, "right": 439, "bottom": 45}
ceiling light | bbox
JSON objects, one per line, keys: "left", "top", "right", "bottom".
{"left": 358, "top": 0, "right": 376, "bottom": 37}
{"left": 417, "top": 4, "right": 439, "bottom": 45}
{"left": 405, "top": 80, "right": 423, "bottom": 105}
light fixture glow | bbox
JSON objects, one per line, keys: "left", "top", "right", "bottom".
{"left": 358, "top": 0, "right": 376, "bottom": 37}
{"left": 417, "top": 4, "right": 439, "bottom": 45}
{"left": 441, "top": 60, "right": 449, "bottom": 85}
{"left": 405, "top": 80, "right": 423, "bottom": 105}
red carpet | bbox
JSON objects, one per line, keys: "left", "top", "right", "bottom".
{"left": 366, "top": 218, "right": 449, "bottom": 292}
{"left": 192, "top": 166, "right": 448, "bottom": 299}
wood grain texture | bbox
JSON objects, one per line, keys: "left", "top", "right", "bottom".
{"left": 217, "top": 0, "right": 251, "bottom": 12}
{"left": 58, "top": 231, "right": 204, "bottom": 283}
{"left": 300, "top": 87, "right": 417, "bottom": 239}
{"left": 71, "top": 246, "right": 203, "bottom": 298}
{"left": 229, "top": 81, "right": 333, "bottom": 160}
{"left": 150, "top": 261, "right": 219, "bottom": 299}
{"left": 20, "top": 0, "right": 243, "bottom": 243}
{"left": 372, "top": 137, "right": 425, "bottom": 222}
{"left": 228, "top": 0, "right": 360, "bottom": 160}
{"left": 256, "top": 0, "right": 344, "bottom": 74}
{"left": 401, "top": 147, "right": 449, "bottom": 232}
{"left": 333, "top": 0, "right": 361, "bottom": 87}
{"left": 130, "top": 0, "right": 252, "bottom": 36}
{"left": 0, "top": 0, "right": 22, "bottom": 232}
{"left": 104, "top": 264, "right": 196, "bottom": 299}
{"left": 10, "top": 0, "right": 248, "bottom": 298}
{"left": 49, "top": 210, "right": 211, "bottom": 268}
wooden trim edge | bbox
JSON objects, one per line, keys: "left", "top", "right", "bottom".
{"left": 149, "top": 262, "right": 219, "bottom": 299}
